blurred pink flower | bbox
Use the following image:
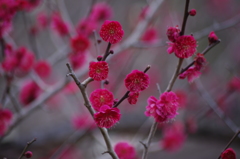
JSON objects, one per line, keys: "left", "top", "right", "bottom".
{"left": 76, "top": 18, "right": 97, "bottom": 37}
{"left": 124, "top": 70, "right": 149, "bottom": 93}
{"left": 114, "top": 142, "right": 137, "bottom": 159}
{"left": 72, "top": 114, "right": 96, "bottom": 130}
{"left": 71, "top": 34, "right": 90, "bottom": 53}
{"left": 51, "top": 12, "right": 69, "bottom": 36}
{"left": 0, "top": 109, "right": 13, "bottom": 136}
{"left": 69, "top": 52, "right": 86, "bottom": 70}
{"left": 100, "top": 20, "right": 124, "bottom": 44}
{"left": 161, "top": 122, "right": 186, "bottom": 152}
{"left": 90, "top": 88, "right": 114, "bottom": 111}
{"left": 141, "top": 27, "right": 159, "bottom": 44}
{"left": 90, "top": 2, "right": 112, "bottom": 22}
{"left": 221, "top": 148, "right": 236, "bottom": 159}
{"left": 34, "top": 60, "right": 52, "bottom": 78}
{"left": 89, "top": 61, "right": 109, "bottom": 81}
{"left": 19, "top": 81, "right": 41, "bottom": 106}
{"left": 94, "top": 105, "right": 121, "bottom": 128}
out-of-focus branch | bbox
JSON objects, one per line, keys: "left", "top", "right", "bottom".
{"left": 66, "top": 63, "right": 119, "bottom": 159}
{"left": 194, "top": 13, "right": 240, "bottom": 40}
{"left": 195, "top": 79, "right": 240, "bottom": 134}
{"left": 0, "top": 0, "right": 164, "bottom": 140}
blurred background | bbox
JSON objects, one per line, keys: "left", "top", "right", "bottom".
{"left": 0, "top": 0, "right": 240, "bottom": 158}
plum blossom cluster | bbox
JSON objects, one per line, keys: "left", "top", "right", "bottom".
{"left": 0, "top": 109, "right": 13, "bottom": 136}
{"left": 90, "top": 89, "right": 120, "bottom": 128}
{"left": 167, "top": 26, "right": 197, "bottom": 58}
{"left": 145, "top": 91, "right": 179, "bottom": 123}
{"left": 124, "top": 70, "right": 150, "bottom": 105}
{"left": 0, "top": 0, "right": 42, "bottom": 37}
{"left": 1, "top": 46, "right": 35, "bottom": 74}
{"left": 114, "top": 142, "right": 137, "bottom": 159}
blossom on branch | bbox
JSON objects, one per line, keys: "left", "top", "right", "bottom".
{"left": 208, "top": 31, "right": 218, "bottom": 45}
{"left": 145, "top": 92, "right": 179, "bottom": 123}
{"left": 124, "top": 70, "right": 149, "bottom": 93}
{"left": 89, "top": 61, "right": 109, "bottom": 81}
{"left": 34, "top": 60, "right": 52, "bottom": 78}
{"left": 167, "top": 35, "right": 197, "bottom": 58}
{"left": 90, "top": 89, "right": 114, "bottom": 111}
{"left": 127, "top": 92, "right": 139, "bottom": 105}
{"left": 51, "top": 12, "right": 69, "bottom": 36}
{"left": 94, "top": 105, "right": 121, "bottom": 128}
{"left": 100, "top": 20, "right": 124, "bottom": 44}
{"left": 179, "top": 67, "right": 201, "bottom": 83}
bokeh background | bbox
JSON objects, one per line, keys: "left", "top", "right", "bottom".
{"left": 1, "top": 0, "right": 240, "bottom": 158}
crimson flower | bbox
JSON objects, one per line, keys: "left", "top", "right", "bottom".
{"left": 167, "top": 35, "right": 197, "bottom": 58}
{"left": 94, "top": 105, "right": 121, "bottom": 128}
{"left": 100, "top": 20, "right": 124, "bottom": 44}
{"left": 90, "top": 89, "right": 114, "bottom": 111}
{"left": 179, "top": 67, "right": 201, "bottom": 83}
{"left": 124, "top": 70, "right": 149, "bottom": 93}
{"left": 34, "top": 60, "right": 52, "bottom": 78}
{"left": 71, "top": 34, "right": 90, "bottom": 52}
{"left": 89, "top": 61, "right": 109, "bottom": 81}
{"left": 0, "top": 109, "right": 13, "bottom": 136}
{"left": 127, "top": 92, "right": 139, "bottom": 105}
{"left": 208, "top": 31, "right": 218, "bottom": 45}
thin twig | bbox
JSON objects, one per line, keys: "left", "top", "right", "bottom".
{"left": 179, "top": 39, "right": 221, "bottom": 75}
{"left": 217, "top": 130, "right": 240, "bottom": 159}
{"left": 141, "top": 121, "right": 158, "bottom": 159}
{"left": 66, "top": 63, "right": 119, "bottom": 159}
{"left": 180, "top": 0, "right": 190, "bottom": 36}
{"left": 102, "top": 42, "right": 112, "bottom": 61}
{"left": 18, "top": 138, "right": 36, "bottom": 159}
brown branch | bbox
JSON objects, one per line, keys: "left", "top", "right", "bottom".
{"left": 18, "top": 138, "right": 36, "bottom": 159}
{"left": 102, "top": 42, "right": 112, "bottom": 61}
{"left": 180, "top": 0, "right": 190, "bottom": 36}
{"left": 179, "top": 39, "right": 221, "bottom": 75}
{"left": 66, "top": 63, "right": 119, "bottom": 159}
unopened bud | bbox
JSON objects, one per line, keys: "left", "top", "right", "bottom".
{"left": 97, "top": 56, "right": 102, "bottom": 61}
{"left": 189, "top": 9, "right": 196, "bottom": 16}
{"left": 24, "top": 151, "right": 33, "bottom": 158}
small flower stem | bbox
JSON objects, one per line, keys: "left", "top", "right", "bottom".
{"left": 66, "top": 63, "right": 119, "bottom": 159}
{"left": 113, "top": 65, "right": 151, "bottom": 108}
{"left": 217, "top": 130, "right": 240, "bottom": 159}
{"left": 180, "top": 0, "right": 190, "bottom": 36}
{"left": 93, "top": 30, "right": 100, "bottom": 56}
{"left": 179, "top": 39, "right": 221, "bottom": 75}
{"left": 165, "top": 58, "right": 184, "bottom": 92}
{"left": 18, "top": 138, "right": 36, "bottom": 159}
{"left": 102, "top": 42, "right": 112, "bottom": 61}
